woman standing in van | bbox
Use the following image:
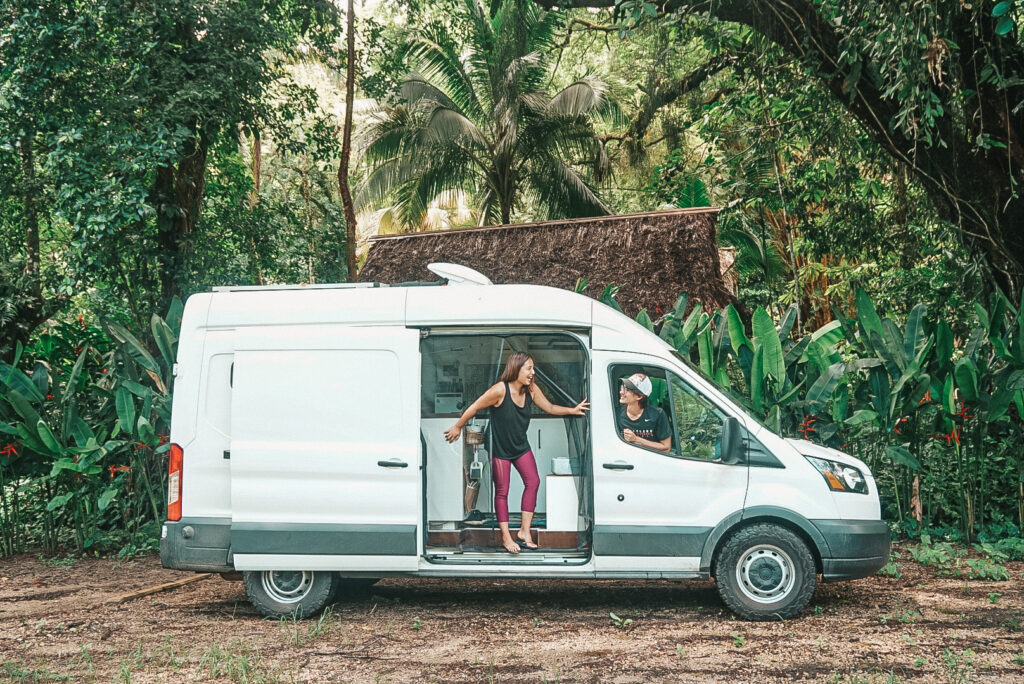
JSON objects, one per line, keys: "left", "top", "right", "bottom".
{"left": 444, "top": 352, "right": 589, "bottom": 554}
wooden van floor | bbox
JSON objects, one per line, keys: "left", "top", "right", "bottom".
{"left": 426, "top": 528, "right": 583, "bottom": 550}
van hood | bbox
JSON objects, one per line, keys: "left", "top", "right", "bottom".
{"left": 784, "top": 438, "right": 873, "bottom": 476}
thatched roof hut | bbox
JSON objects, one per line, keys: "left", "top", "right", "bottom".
{"left": 358, "top": 208, "right": 735, "bottom": 317}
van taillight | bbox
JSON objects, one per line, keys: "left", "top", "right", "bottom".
{"left": 168, "top": 443, "right": 183, "bottom": 521}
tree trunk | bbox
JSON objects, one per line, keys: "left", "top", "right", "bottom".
{"left": 153, "top": 133, "right": 209, "bottom": 308}
{"left": 337, "top": 0, "right": 358, "bottom": 282}
{"left": 1, "top": 135, "right": 57, "bottom": 359}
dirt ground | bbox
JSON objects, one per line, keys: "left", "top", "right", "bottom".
{"left": 1, "top": 546, "right": 1022, "bottom": 683}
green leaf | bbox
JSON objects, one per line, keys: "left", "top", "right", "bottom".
{"left": 752, "top": 308, "right": 784, "bottom": 392}
{"left": 995, "top": 16, "right": 1013, "bottom": 36}
{"left": 0, "top": 363, "right": 46, "bottom": 402}
{"left": 994, "top": 2, "right": 1013, "bottom": 18}
{"left": 137, "top": 416, "right": 157, "bottom": 445}
{"left": 61, "top": 346, "right": 89, "bottom": 405}
{"left": 658, "top": 293, "right": 688, "bottom": 341}
{"left": 98, "top": 487, "right": 117, "bottom": 511}
{"left": 886, "top": 445, "right": 921, "bottom": 470}
{"left": 855, "top": 289, "right": 885, "bottom": 350}
{"left": 954, "top": 358, "right": 979, "bottom": 402}
{"left": 36, "top": 420, "right": 63, "bottom": 454}
{"left": 0, "top": 421, "right": 17, "bottom": 435}
{"left": 635, "top": 309, "right": 654, "bottom": 332}
{"left": 151, "top": 314, "right": 177, "bottom": 368}
{"left": 845, "top": 409, "right": 879, "bottom": 427}
{"left": 726, "top": 304, "right": 753, "bottom": 353}
{"left": 7, "top": 389, "right": 41, "bottom": 427}
{"left": 46, "top": 493, "right": 73, "bottom": 512}
{"left": 806, "top": 361, "right": 845, "bottom": 408}
{"left": 903, "top": 304, "right": 927, "bottom": 364}
{"left": 107, "top": 322, "right": 160, "bottom": 374}
{"left": 115, "top": 388, "right": 136, "bottom": 437}
{"left": 751, "top": 345, "right": 764, "bottom": 413}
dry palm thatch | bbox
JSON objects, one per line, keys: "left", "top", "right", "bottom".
{"left": 358, "top": 208, "right": 736, "bottom": 317}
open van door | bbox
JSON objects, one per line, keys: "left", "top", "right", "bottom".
{"left": 229, "top": 326, "right": 421, "bottom": 571}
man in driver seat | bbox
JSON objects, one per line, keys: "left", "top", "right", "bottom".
{"left": 617, "top": 373, "right": 672, "bottom": 452}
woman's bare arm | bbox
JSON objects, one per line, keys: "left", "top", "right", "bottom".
{"left": 529, "top": 384, "right": 590, "bottom": 416}
{"left": 444, "top": 383, "right": 504, "bottom": 442}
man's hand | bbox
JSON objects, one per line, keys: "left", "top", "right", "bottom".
{"left": 622, "top": 428, "right": 637, "bottom": 443}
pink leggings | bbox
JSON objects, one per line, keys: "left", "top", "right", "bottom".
{"left": 491, "top": 451, "right": 540, "bottom": 524}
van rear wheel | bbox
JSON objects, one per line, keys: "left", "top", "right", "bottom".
{"left": 713, "top": 523, "right": 816, "bottom": 621}
{"left": 243, "top": 570, "right": 338, "bottom": 618}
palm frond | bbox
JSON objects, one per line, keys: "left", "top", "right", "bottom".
{"left": 526, "top": 154, "right": 609, "bottom": 219}
{"left": 424, "top": 106, "right": 489, "bottom": 150}
{"left": 547, "top": 77, "right": 609, "bottom": 117}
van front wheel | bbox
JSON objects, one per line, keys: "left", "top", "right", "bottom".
{"left": 713, "top": 523, "right": 816, "bottom": 621}
{"left": 243, "top": 570, "right": 338, "bottom": 618}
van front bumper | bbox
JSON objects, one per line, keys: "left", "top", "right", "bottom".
{"left": 161, "top": 518, "right": 233, "bottom": 572}
{"left": 812, "top": 519, "right": 890, "bottom": 581}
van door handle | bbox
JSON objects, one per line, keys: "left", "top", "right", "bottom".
{"left": 377, "top": 460, "right": 409, "bottom": 468}
{"left": 603, "top": 462, "right": 634, "bottom": 470}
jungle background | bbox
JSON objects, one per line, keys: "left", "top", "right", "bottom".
{"left": 3, "top": 0, "right": 1024, "bottom": 567}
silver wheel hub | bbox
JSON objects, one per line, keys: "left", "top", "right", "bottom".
{"left": 736, "top": 544, "right": 795, "bottom": 603}
{"left": 261, "top": 570, "right": 314, "bottom": 604}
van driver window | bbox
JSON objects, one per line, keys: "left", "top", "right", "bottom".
{"left": 611, "top": 366, "right": 727, "bottom": 460}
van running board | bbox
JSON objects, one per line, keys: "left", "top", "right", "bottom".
{"left": 425, "top": 551, "right": 588, "bottom": 565}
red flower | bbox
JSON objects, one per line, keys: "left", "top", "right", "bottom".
{"left": 0, "top": 443, "right": 19, "bottom": 458}
{"left": 101, "top": 368, "right": 107, "bottom": 374}
{"left": 77, "top": 314, "right": 85, "bottom": 328}
{"left": 108, "top": 464, "right": 131, "bottom": 479}
{"left": 954, "top": 402, "right": 973, "bottom": 420}
{"left": 918, "top": 390, "right": 932, "bottom": 405}
{"left": 655, "top": 305, "right": 663, "bottom": 316}
{"left": 893, "top": 416, "right": 908, "bottom": 434}
{"left": 797, "top": 414, "right": 818, "bottom": 439}
{"left": 46, "top": 394, "right": 54, "bottom": 400}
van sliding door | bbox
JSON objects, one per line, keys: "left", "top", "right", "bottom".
{"left": 229, "top": 326, "right": 421, "bottom": 571}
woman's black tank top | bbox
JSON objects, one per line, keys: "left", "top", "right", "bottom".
{"left": 490, "top": 382, "right": 532, "bottom": 460}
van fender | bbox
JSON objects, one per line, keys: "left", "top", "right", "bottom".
{"left": 698, "top": 506, "right": 832, "bottom": 574}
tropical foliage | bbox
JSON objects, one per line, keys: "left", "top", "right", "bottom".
{"left": 4, "top": 0, "right": 1024, "bottom": 555}
{"left": 360, "top": 0, "right": 611, "bottom": 226}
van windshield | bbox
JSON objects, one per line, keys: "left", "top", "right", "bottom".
{"left": 669, "top": 350, "right": 771, "bottom": 431}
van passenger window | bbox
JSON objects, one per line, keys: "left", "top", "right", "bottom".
{"left": 610, "top": 365, "right": 727, "bottom": 461}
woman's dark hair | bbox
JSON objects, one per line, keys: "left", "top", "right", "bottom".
{"left": 498, "top": 352, "right": 532, "bottom": 393}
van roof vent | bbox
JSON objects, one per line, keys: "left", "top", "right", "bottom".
{"left": 427, "top": 262, "right": 493, "bottom": 286}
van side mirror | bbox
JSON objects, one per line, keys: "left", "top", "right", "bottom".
{"left": 719, "top": 417, "right": 744, "bottom": 465}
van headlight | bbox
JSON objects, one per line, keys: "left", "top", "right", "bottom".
{"left": 805, "top": 456, "right": 868, "bottom": 494}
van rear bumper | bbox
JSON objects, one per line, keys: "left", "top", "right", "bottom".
{"left": 812, "top": 519, "right": 890, "bottom": 581}
{"left": 161, "top": 518, "right": 233, "bottom": 572}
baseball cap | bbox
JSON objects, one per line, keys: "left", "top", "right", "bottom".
{"left": 621, "top": 372, "right": 653, "bottom": 397}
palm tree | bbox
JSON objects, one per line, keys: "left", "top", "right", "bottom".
{"left": 359, "top": 0, "right": 611, "bottom": 227}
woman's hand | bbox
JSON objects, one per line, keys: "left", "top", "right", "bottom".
{"left": 622, "top": 428, "right": 637, "bottom": 443}
{"left": 444, "top": 425, "right": 461, "bottom": 443}
{"left": 569, "top": 397, "right": 590, "bottom": 415}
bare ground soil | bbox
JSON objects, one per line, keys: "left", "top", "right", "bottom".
{"left": 1, "top": 546, "right": 1022, "bottom": 683}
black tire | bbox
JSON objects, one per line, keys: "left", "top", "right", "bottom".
{"left": 713, "top": 523, "right": 817, "bottom": 621}
{"left": 243, "top": 570, "right": 339, "bottom": 619}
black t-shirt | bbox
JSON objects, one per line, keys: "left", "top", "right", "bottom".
{"left": 617, "top": 405, "right": 672, "bottom": 444}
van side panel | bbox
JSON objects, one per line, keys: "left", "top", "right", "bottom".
{"left": 229, "top": 326, "right": 421, "bottom": 570}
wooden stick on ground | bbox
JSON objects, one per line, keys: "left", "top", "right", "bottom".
{"left": 104, "top": 573, "right": 212, "bottom": 605}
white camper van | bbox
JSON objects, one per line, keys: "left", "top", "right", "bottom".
{"left": 161, "top": 265, "right": 888, "bottom": 621}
